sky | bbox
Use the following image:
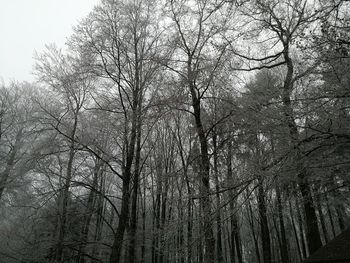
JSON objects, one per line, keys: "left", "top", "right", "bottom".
{"left": 0, "top": 0, "right": 99, "bottom": 84}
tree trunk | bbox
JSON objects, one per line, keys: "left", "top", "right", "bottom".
{"left": 248, "top": 196, "right": 261, "bottom": 263}
{"left": 315, "top": 190, "right": 329, "bottom": 244}
{"left": 276, "top": 187, "right": 289, "bottom": 263}
{"left": 257, "top": 179, "right": 271, "bottom": 263}
{"left": 109, "top": 178, "right": 131, "bottom": 263}
{"left": 177, "top": 194, "right": 185, "bottom": 263}
{"left": 158, "top": 182, "right": 168, "bottom": 263}
{"left": 56, "top": 112, "right": 78, "bottom": 262}
{"left": 282, "top": 50, "right": 322, "bottom": 254}
{"left": 298, "top": 177, "right": 322, "bottom": 254}
{"left": 289, "top": 199, "right": 302, "bottom": 262}
{"left": 140, "top": 182, "right": 146, "bottom": 263}
{"left": 325, "top": 194, "right": 336, "bottom": 238}
{"left": 186, "top": 179, "right": 193, "bottom": 263}
{"left": 127, "top": 103, "right": 142, "bottom": 263}
{"left": 109, "top": 100, "right": 139, "bottom": 263}
{"left": 152, "top": 169, "right": 161, "bottom": 263}
{"left": 336, "top": 206, "right": 345, "bottom": 232}
{"left": 189, "top": 82, "right": 215, "bottom": 263}
{"left": 227, "top": 139, "right": 243, "bottom": 263}
{"left": 92, "top": 173, "right": 106, "bottom": 262}
{"left": 295, "top": 197, "right": 307, "bottom": 259}
{"left": 77, "top": 158, "right": 101, "bottom": 263}
{"left": 213, "top": 131, "right": 223, "bottom": 263}
{"left": 176, "top": 124, "right": 193, "bottom": 263}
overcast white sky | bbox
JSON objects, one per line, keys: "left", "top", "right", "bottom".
{"left": 0, "top": 0, "right": 99, "bottom": 84}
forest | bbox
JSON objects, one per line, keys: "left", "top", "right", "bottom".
{"left": 0, "top": 0, "right": 349, "bottom": 262}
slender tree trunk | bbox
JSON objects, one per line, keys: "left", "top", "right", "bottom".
{"left": 289, "top": 199, "right": 302, "bottom": 263}
{"left": 109, "top": 100, "right": 139, "bottom": 263}
{"left": 153, "top": 170, "right": 161, "bottom": 263}
{"left": 222, "top": 220, "right": 229, "bottom": 263}
{"left": 128, "top": 102, "right": 143, "bottom": 263}
{"left": 295, "top": 197, "right": 307, "bottom": 258}
{"left": 56, "top": 112, "right": 79, "bottom": 262}
{"left": 272, "top": 211, "right": 282, "bottom": 259}
{"left": 159, "top": 182, "right": 168, "bottom": 263}
{"left": 141, "top": 182, "right": 146, "bottom": 263}
{"left": 77, "top": 158, "right": 101, "bottom": 263}
{"left": 213, "top": 131, "right": 223, "bottom": 263}
{"left": 234, "top": 229, "right": 243, "bottom": 263}
{"left": 315, "top": 190, "right": 329, "bottom": 244}
{"left": 198, "top": 205, "right": 204, "bottom": 263}
{"left": 176, "top": 123, "right": 193, "bottom": 263}
{"left": 188, "top": 76, "right": 215, "bottom": 263}
{"left": 230, "top": 215, "right": 236, "bottom": 263}
{"left": 325, "top": 194, "right": 336, "bottom": 238}
{"left": 227, "top": 140, "right": 243, "bottom": 263}
{"left": 187, "top": 183, "right": 193, "bottom": 263}
{"left": 276, "top": 187, "right": 289, "bottom": 263}
{"left": 92, "top": 173, "right": 105, "bottom": 262}
{"left": 336, "top": 207, "right": 345, "bottom": 232}
{"left": 248, "top": 197, "right": 261, "bottom": 263}
{"left": 257, "top": 179, "right": 271, "bottom": 263}
{"left": 177, "top": 194, "right": 185, "bottom": 263}
{"left": 109, "top": 179, "right": 131, "bottom": 263}
{"left": 230, "top": 215, "right": 243, "bottom": 263}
